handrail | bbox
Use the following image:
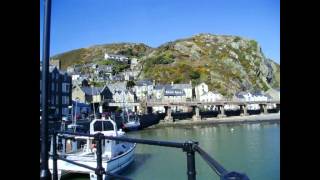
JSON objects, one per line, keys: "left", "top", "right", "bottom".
{"left": 49, "top": 130, "right": 250, "bottom": 180}
{"left": 193, "top": 145, "right": 227, "bottom": 176}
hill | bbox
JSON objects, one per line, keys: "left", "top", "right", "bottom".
{"left": 52, "top": 33, "right": 280, "bottom": 97}
{"left": 140, "top": 33, "right": 279, "bottom": 96}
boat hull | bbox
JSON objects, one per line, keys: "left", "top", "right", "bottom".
{"left": 49, "top": 144, "right": 136, "bottom": 180}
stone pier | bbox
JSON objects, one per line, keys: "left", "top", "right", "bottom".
{"left": 217, "top": 105, "right": 226, "bottom": 118}
{"left": 192, "top": 106, "right": 201, "bottom": 121}
{"left": 276, "top": 103, "right": 280, "bottom": 113}
{"left": 259, "top": 104, "right": 268, "bottom": 114}
{"left": 147, "top": 106, "right": 153, "bottom": 114}
{"left": 164, "top": 106, "right": 173, "bottom": 122}
{"left": 240, "top": 104, "right": 248, "bottom": 116}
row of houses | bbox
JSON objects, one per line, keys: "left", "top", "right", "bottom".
{"left": 40, "top": 65, "right": 72, "bottom": 120}
{"left": 72, "top": 80, "right": 280, "bottom": 105}
{"left": 72, "top": 82, "right": 135, "bottom": 104}
{"left": 70, "top": 58, "right": 140, "bottom": 86}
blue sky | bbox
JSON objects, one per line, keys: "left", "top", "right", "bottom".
{"left": 40, "top": 0, "right": 280, "bottom": 64}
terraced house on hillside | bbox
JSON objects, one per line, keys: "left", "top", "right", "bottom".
{"left": 104, "top": 53, "right": 129, "bottom": 62}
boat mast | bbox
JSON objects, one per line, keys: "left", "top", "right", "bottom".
{"left": 123, "top": 91, "right": 129, "bottom": 122}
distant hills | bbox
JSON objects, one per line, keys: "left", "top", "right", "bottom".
{"left": 52, "top": 33, "right": 280, "bottom": 97}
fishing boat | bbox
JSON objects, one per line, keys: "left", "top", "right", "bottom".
{"left": 49, "top": 117, "right": 136, "bottom": 180}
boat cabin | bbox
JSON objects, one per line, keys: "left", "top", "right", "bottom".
{"left": 56, "top": 117, "right": 130, "bottom": 160}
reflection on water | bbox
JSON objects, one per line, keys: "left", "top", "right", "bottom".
{"left": 125, "top": 122, "right": 279, "bottom": 180}
{"left": 62, "top": 122, "right": 279, "bottom": 180}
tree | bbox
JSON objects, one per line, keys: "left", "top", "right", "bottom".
{"left": 189, "top": 71, "right": 200, "bottom": 79}
{"left": 127, "top": 80, "right": 135, "bottom": 89}
{"left": 81, "top": 79, "right": 89, "bottom": 87}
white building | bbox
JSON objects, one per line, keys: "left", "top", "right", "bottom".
{"left": 152, "top": 82, "right": 192, "bottom": 101}
{"left": 152, "top": 85, "right": 167, "bottom": 100}
{"left": 113, "top": 90, "right": 135, "bottom": 103}
{"left": 199, "top": 91, "right": 223, "bottom": 102}
{"left": 235, "top": 91, "right": 270, "bottom": 110}
{"left": 235, "top": 91, "right": 254, "bottom": 102}
{"left": 134, "top": 80, "right": 154, "bottom": 101}
{"left": 199, "top": 91, "right": 224, "bottom": 110}
{"left": 163, "top": 88, "right": 186, "bottom": 102}
{"left": 130, "top": 58, "right": 138, "bottom": 69}
{"left": 171, "top": 82, "right": 193, "bottom": 100}
{"left": 104, "top": 53, "right": 129, "bottom": 62}
{"left": 195, "top": 82, "right": 209, "bottom": 100}
{"left": 265, "top": 88, "right": 280, "bottom": 101}
{"left": 72, "top": 74, "right": 80, "bottom": 81}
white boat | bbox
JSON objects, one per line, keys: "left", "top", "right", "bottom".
{"left": 49, "top": 117, "right": 136, "bottom": 180}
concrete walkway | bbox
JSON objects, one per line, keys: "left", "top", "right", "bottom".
{"left": 151, "top": 113, "right": 280, "bottom": 128}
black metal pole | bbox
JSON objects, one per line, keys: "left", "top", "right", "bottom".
{"left": 52, "top": 131, "right": 58, "bottom": 180}
{"left": 183, "top": 141, "right": 197, "bottom": 180}
{"left": 40, "top": 0, "right": 52, "bottom": 179}
{"left": 187, "top": 150, "right": 196, "bottom": 180}
{"left": 95, "top": 133, "right": 105, "bottom": 180}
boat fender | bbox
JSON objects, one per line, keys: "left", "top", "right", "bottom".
{"left": 91, "top": 144, "right": 97, "bottom": 153}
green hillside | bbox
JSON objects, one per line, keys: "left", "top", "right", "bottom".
{"left": 52, "top": 33, "right": 280, "bottom": 97}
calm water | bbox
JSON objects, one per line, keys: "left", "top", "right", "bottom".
{"left": 63, "top": 122, "right": 280, "bottom": 180}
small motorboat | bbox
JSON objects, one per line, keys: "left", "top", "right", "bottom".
{"left": 122, "top": 112, "right": 141, "bottom": 132}
{"left": 49, "top": 117, "right": 136, "bottom": 180}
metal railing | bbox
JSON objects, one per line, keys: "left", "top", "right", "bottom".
{"left": 49, "top": 130, "right": 249, "bottom": 180}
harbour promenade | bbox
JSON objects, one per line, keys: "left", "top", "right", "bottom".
{"left": 146, "top": 99, "right": 280, "bottom": 122}
{"left": 152, "top": 112, "right": 280, "bottom": 128}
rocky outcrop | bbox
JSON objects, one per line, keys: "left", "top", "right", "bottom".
{"left": 53, "top": 33, "right": 280, "bottom": 96}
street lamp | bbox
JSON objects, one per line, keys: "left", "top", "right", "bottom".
{"left": 68, "top": 105, "right": 72, "bottom": 120}
{"left": 73, "top": 97, "right": 80, "bottom": 132}
{"left": 91, "top": 85, "right": 97, "bottom": 119}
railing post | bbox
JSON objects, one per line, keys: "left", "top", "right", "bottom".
{"left": 52, "top": 131, "right": 58, "bottom": 180}
{"left": 40, "top": 0, "right": 52, "bottom": 179}
{"left": 94, "top": 133, "right": 105, "bottom": 180}
{"left": 183, "top": 140, "right": 198, "bottom": 180}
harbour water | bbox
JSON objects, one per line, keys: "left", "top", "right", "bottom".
{"left": 62, "top": 121, "right": 280, "bottom": 180}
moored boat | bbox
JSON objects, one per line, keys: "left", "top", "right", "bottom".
{"left": 49, "top": 117, "right": 136, "bottom": 180}
{"left": 121, "top": 111, "right": 141, "bottom": 132}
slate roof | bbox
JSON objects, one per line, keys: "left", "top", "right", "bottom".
{"left": 251, "top": 91, "right": 266, "bottom": 96}
{"left": 81, "top": 87, "right": 102, "bottom": 95}
{"left": 235, "top": 91, "right": 251, "bottom": 96}
{"left": 172, "top": 84, "right": 192, "bottom": 89}
{"left": 136, "top": 80, "right": 153, "bottom": 86}
{"left": 102, "top": 82, "right": 127, "bottom": 94}
{"left": 154, "top": 84, "right": 171, "bottom": 90}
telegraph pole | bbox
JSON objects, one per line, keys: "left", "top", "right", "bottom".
{"left": 40, "top": 0, "right": 52, "bottom": 179}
